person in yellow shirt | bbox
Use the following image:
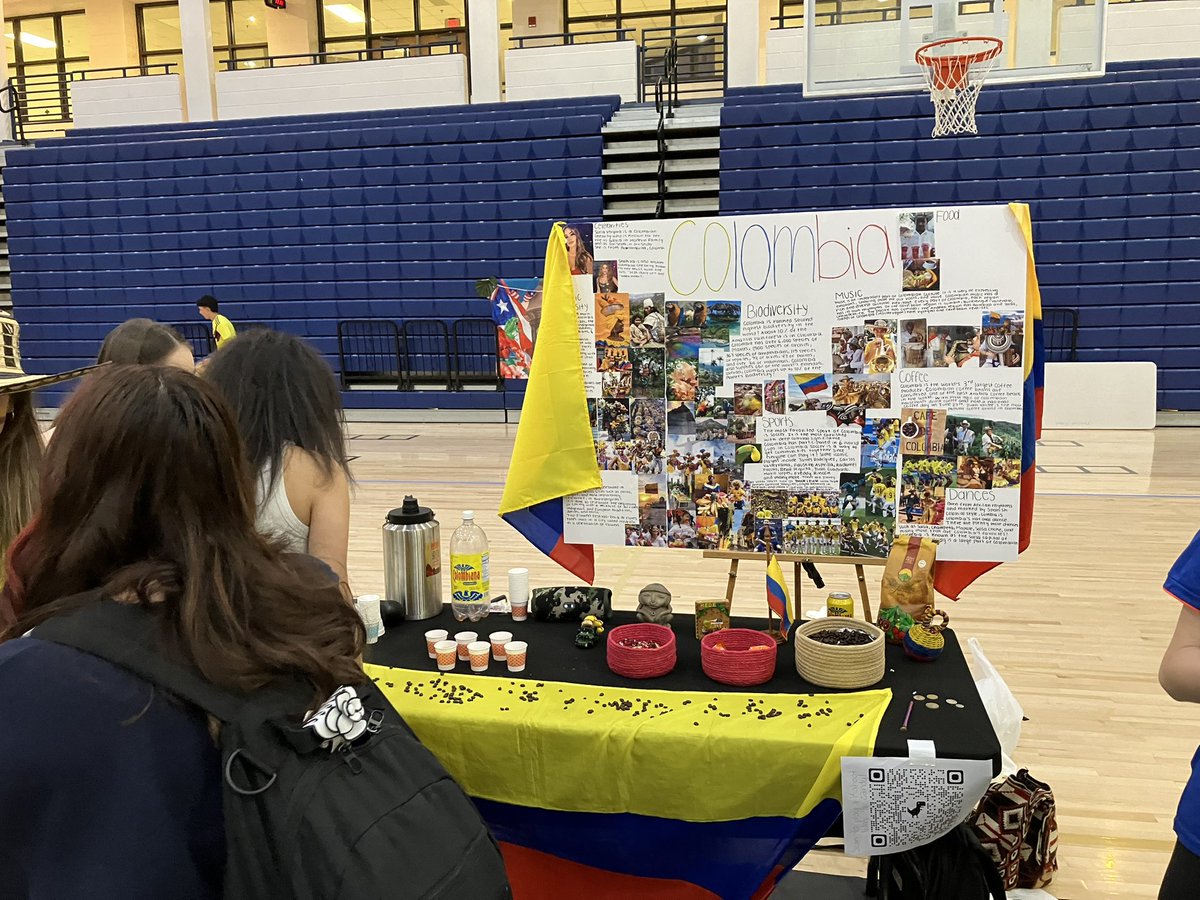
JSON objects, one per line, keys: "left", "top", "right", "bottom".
{"left": 197, "top": 295, "right": 237, "bottom": 349}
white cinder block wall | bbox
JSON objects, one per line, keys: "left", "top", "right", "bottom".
{"left": 1060, "top": 0, "right": 1200, "bottom": 65}
{"left": 215, "top": 55, "right": 468, "bottom": 120}
{"left": 505, "top": 41, "right": 639, "bottom": 103}
{"left": 70, "top": 76, "right": 187, "bottom": 129}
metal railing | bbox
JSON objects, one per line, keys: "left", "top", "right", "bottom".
{"left": 652, "top": 42, "right": 680, "bottom": 218}
{"left": 220, "top": 40, "right": 462, "bottom": 70}
{"left": 509, "top": 27, "right": 634, "bottom": 49}
{"left": 640, "top": 23, "right": 726, "bottom": 101}
{"left": 7, "top": 63, "right": 178, "bottom": 141}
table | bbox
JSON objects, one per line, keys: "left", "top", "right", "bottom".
{"left": 368, "top": 608, "right": 1000, "bottom": 899}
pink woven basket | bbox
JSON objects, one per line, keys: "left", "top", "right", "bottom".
{"left": 607, "top": 623, "right": 676, "bottom": 679}
{"left": 701, "top": 628, "right": 778, "bottom": 686}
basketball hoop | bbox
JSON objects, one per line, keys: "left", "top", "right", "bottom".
{"left": 915, "top": 36, "right": 1003, "bottom": 137}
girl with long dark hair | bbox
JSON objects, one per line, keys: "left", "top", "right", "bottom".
{"left": 97, "top": 318, "right": 194, "bottom": 369}
{"left": 0, "top": 366, "right": 364, "bottom": 896}
{"left": 204, "top": 330, "right": 352, "bottom": 593}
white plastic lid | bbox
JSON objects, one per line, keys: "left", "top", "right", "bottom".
{"left": 462, "top": 510, "right": 475, "bottom": 520}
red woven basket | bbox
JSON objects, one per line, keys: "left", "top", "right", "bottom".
{"left": 701, "top": 628, "right": 778, "bottom": 686}
{"left": 607, "top": 623, "right": 676, "bottom": 679}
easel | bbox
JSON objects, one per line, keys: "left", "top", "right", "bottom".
{"left": 702, "top": 550, "right": 883, "bottom": 629}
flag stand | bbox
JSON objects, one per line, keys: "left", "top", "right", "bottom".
{"left": 703, "top": 551, "right": 883, "bottom": 635}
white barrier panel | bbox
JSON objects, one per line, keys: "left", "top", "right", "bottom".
{"left": 1060, "top": 1, "right": 1200, "bottom": 65}
{"left": 505, "top": 41, "right": 638, "bottom": 103}
{"left": 216, "top": 55, "right": 468, "bottom": 120}
{"left": 1042, "top": 362, "right": 1157, "bottom": 430}
{"left": 71, "top": 75, "right": 186, "bottom": 129}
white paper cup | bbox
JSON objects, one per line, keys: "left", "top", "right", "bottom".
{"left": 455, "top": 631, "right": 478, "bottom": 661}
{"left": 508, "top": 568, "right": 530, "bottom": 606}
{"left": 468, "top": 641, "right": 491, "bottom": 673}
{"left": 489, "top": 631, "right": 513, "bottom": 660}
{"left": 505, "top": 640, "right": 528, "bottom": 673}
{"left": 434, "top": 640, "right": 457, "bottom": 671}
{"left": 425, "top": 629, "right": 449, "bottom": 659}
{"left": 510, "top": 599, "right": 529, "bottom": 622}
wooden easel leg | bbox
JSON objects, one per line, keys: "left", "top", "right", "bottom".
{"left": 856, "top": 564, "right": 873, "bottom": 622}
{"left": 725, "top": 558, "right": 739, "bottom": 604}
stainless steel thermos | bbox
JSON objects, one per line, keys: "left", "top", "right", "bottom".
{"left": 383, "top": 496, "right": 442, "bottom": 621}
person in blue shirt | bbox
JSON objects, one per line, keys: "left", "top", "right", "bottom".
{"left": 1159, "top": 530, "right": 1200, "bottom": 898}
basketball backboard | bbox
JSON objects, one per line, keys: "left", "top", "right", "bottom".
{"left": 803, "top": 0, "right": 1107, "bottom": 96}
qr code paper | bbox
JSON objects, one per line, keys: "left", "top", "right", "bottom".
{"left": 840, "top": 756, "right": 993, "bottom": 856}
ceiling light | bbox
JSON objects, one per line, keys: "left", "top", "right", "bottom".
{"left": 5, "top": 31, "right": 56, "bottom": 49}
{"left": 696, "top": 33, "right": 710, "bottom": 42}
{"left": 326, "top": 4, "right": 366, "bottom": 23}
{"left": 248, "top": 15, "right": 257, "bottom": 22}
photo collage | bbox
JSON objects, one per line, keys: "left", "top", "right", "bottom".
{"left": 570, "top": 207, "right": 1028, "bottom": 559}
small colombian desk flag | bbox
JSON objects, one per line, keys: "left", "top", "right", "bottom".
{"left": 499, "top": 223, "right": 603, "bottom": 583}
{"left": 766, "top": 554, "right": 794, "bottom": 636}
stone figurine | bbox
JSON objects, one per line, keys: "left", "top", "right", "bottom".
{"left": 636, "top": 582, "right": 673, "bottom": 625}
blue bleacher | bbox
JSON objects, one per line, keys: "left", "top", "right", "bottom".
{"left": 719, "top": 58, "right": 1200, "bottom": 409}
{"left": 7, "top": 96, "right": 619, "bottom": 411}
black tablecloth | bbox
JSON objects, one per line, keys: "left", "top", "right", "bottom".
{"left": 368, "top": 607, "right": 1001, "bottom": 774}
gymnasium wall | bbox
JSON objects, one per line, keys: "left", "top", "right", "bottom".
{"left": 720, "top": 57, "right": 1200, "bottom": 410}
{"left": 3, "top": 96, "right": 617, "bottom": 410}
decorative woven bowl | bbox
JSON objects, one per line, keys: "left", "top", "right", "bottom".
{"left": 607, "top": 623, "right": 676, "bottom": 679}
{"left": 795, "top": 619, "right": 885, "bottom": 689}
{"left": 701, "top": 628, "right": 778, "bottom": 686}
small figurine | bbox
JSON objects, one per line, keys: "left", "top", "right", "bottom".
{"left": 574, "top": 615, "right": 605, "bottom": 649}
{"left": 637, "top": 582, "right": 673, "bottom": 625}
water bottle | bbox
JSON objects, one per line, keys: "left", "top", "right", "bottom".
{"left": 449, "top": 510, "right": 490, "bottom": 622}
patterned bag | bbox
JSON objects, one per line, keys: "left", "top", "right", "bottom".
{"left": 969, "top": 768, "right": 1059, "bottom": 890}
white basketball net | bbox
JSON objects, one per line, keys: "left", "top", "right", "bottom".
{"left": 916, "top": 38, "right": 1002, "bottom": 138}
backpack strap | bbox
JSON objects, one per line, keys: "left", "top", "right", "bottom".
{"left": 32, "top": 596, "right": 251, "bottom": 725}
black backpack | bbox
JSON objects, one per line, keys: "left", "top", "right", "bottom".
{"left": 868, "top": 823, "right": 1007, "bottom": 900}
{"left": 35, "top": 599, "right": 511, "bottom": 900}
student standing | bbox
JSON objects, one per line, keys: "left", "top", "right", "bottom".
{"left": 197, "top": 295, "right": 237, "bottom": 349}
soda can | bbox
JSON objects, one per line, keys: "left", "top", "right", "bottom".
{"left": 827, "top": 591, "right": 854, "bottom": 618}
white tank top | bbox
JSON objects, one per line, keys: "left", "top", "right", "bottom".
{"left": 256, "top": 462, "right": 309, "bottom": 554}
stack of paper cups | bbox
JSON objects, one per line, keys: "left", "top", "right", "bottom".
{"left": 357, "top": 594, "right": 385, "bottom": 644}
{"left": 508, "top": 568, "right": 530, "bottom": 607}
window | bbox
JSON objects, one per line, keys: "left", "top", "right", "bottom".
{"left": 563, "top": 0, "right": 725, "bottom": 45}
{"left": 4, "top": 11, "right": 90, "bottom": 126}
{"left": 137, "top": 1, "right": 269, "bottom": 71}
{"left": 317, "top": 0, "right": 467, "bottom": 59}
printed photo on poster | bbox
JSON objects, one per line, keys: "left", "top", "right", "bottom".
{"left": 832, "top": 373, "right": 892, "bottom": 410}
{"left": 667, "top": 400, "right": 697, "bottom": 436}
{"left": 863, "top": 319, "right": 898, "bottom": 373}
{"left": 900, "top": 408, "right": 948, "bottom": 456}
{"left": 703, "top": 302, "right": 742, "bottom": 344}
{"left": 832, "top": 325, "right": 866, "bottom": 375}
{"left": 862, "top": 418, "right": 899, "bottom": 468}
{"left": 564, "top": 223, "right": 595, "bottom": 276}
{"left": 595, "top": 292, "right": 630, "bottom": 345}
{"left": 900, "top": 457, "right": 956, "bottom": 525}
{"left": 899, "top": 210, "right": 936, "bottom": 261}
{"left": 630, "top": 347, "right": 665, "bottom": 398}
{"left": 929, "top": 324, "right": 980, "bottom": 368}
{"left": 733, "top": 383, "right": 764, "bottom": 417}
{"left": 947, "top": 415, "right": 1020, "bottom": 458}
{"left": 698, "top": 346, "right": 727, "bottom": 389}
{"left": 631, "top": 294, "right": 667, "bottom": 347}
{"left": 899, "top": 318, "right": 930, "bottom": 368}
{"left": 764, "top": 379, "right": 787, "bottom": 415}
{"left": 789, "top": 373, "right": 833, "bottom": 411}
{"left": 980, "top": 311, "right": 1025, "bottom": 368}
{"left": 595, "top": 260, "right": 620, "bottom": 295}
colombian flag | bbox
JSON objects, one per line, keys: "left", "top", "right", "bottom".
{"left": 796, "top": 373, "right": 829, "bottom": 395}
{"left": 766, "top": 554, "right": 793, "bottom": 635}
{"left": 500, "top": 224, "right": 602, "bottom": 583}
{"left": 935, "top": 202, "right": 1044, "bottom": 599}
{"left": 369, "top": 667, "right": 890, "bottom": 899}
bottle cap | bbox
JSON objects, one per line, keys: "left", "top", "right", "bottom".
{"left": 387, "top": 495, "right": 434, "bottom": 525}
{"left": 462, "top": 510, "right": 475, "bottom": 520}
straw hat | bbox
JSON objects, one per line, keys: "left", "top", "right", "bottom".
{"left": 0, "top": 312, "right": 104, "bottom": 395}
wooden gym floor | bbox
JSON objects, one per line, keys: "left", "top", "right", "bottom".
{"left": 346, "top": 423, "right": 1196, "bottom": 899}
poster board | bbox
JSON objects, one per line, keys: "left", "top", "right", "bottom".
{"left": 559, "top": 207, "right": 1029, "bottom": 564}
